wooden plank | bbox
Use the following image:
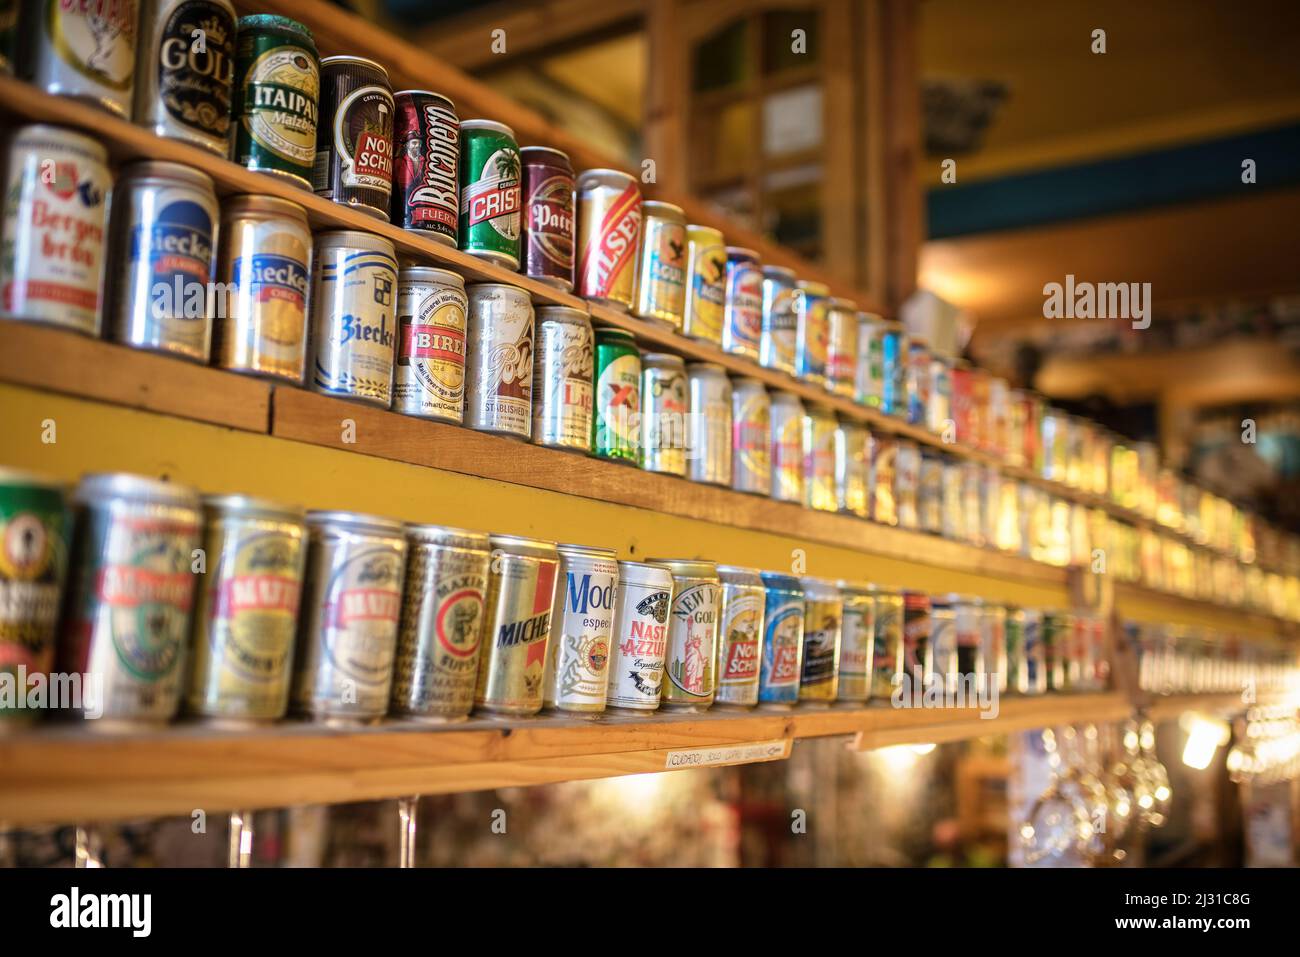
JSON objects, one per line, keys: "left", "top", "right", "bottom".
{"left": 0, "top": 323, "right": 269, "bottom": 432}
{"left": 878, "top": 0, "right": 923, "bottom": 309}
{"left": 643, "top": 0, "right": 688, "bottom": 197}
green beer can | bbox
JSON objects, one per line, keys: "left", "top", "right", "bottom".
{"left": 593, "top": 328, "right": 641, "bottom": 463}
{"left": 458, "top": 119, "right": 522, "bottom": 269}
{"left": 232, "top": 15, "right": 320, "bottom": 188}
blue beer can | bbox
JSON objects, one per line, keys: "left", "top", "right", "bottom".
{"left": 757, "top": 571, "right": 805, "bottom": 706}
{"left": 879, "top": 320, "right": 906, "bottom": 417}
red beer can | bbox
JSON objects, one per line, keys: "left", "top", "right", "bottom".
{"left": 391, "top": 90, "right": 460, "bottom": 245}
{"left": 951, "top": 359, "right": 975, "bottom": 446}
{"left": 520, "top": 146, "right": 575, "bottom": 291}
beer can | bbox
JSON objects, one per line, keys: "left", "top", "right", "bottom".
{"left": 231, "top": 15, "right": 319, "bottom": 188}
{"left": 901, "top": 590, "right": 931, "bottom": 686}
{"left": 458, "top": 119, "right": 522, "bottom": 269}
{"left": 59, "top": 473, "right": 202, "bottom": 727}
{"left": 464, "top": 282, "right": 534, "bottom": 437}
{"left": 918, "top": 449, "right": 943, "bottom": 535}
{"left": 895, "top": 439, "right": 920, "bottom": 530}
{"left": 825, "top": 298, "right": 858, "bottom": 397}
{"left": 713, "top": 565, "right": 765, "bottom": 708}
{"left": 928, "top": 353, "right": 952, "bottom": 435}
{"left": 605, "top": 560, "right": 673, "bottom": 711}
{"left": 799, "top": 577, "right": 842, "bottom": 703}
{"left": 929, "top": 596, "right": 957, "bottom": 685}
{"left": 682, "top": 224, "right": 725, "bottom": 343}
{"left": 870, "top": 586, "right": 904, "bottom": 700}
{"left": 312, "top": 56, "right": 394, "bottom": 219}
{"left": 646, "top": 557, "right": 721, "bottom": 710}
{"left": 770, "top": 390, "right": 805, "bottom": 504}
{"left": 731, "top": 376, "right": 771, "bottom": 495}
{"left": 395, "top": 266, "right": 468, "bottom": 424}
{"left": 836, "top": 581, "right": 874, "bottom": 703}
{"left": 802, "top": 402, "right": 837, "bottom": 512}
{"left": 722, "top": 246, "right": 762, "bottom": 359}
{"left": 951, "top": 359, "right": 975, "bottom": 445}
{"left": 520, "top": 146, "right": 575, "bottom": 290}
{"left": 391, "top": 89, "right": 460, "bottom": 243}
{"left": 186, "top": 495, "right": 307, "bottom": 724}
{"left": 760, "top": 265, "right": 797, "bottom": 374}
{"left": 0, "top": 125, "right": 110, "bottom": 335}
{"left": 18, "top": 0, "right": 137, "bottom": 115}
{"left": 291, "top": 511, "right": 406, "bottom": 723}
{"left": 1066, "top": 610, "right": 1090, "bottom": 690}
{"left": 641, "top": 352, "right": 688, "bottom": 475}
{"left": 132, "top": 0, "right": 237, "bottom": 154}
{"left": 855, "top": 312, "right": 886, "bottom": 408}
{"left": 532, "top": 305, "right": 593, "bottom": 451}
{"left": 0, "top": 469, "right": 69, "bottom": 731}
{"left": 213, "top": 194, "right": 312, "bottom": 383}
{"left": 106, "top": 160, "right": 219, "bottom": 362}
{"left": 1021, "top": 606, "right": 1046, "bottom": 694}
{"left": 757, "top": 572, "right": 804, "bottom": 707}
{"left": 686, "top": 362, "right": 732, "bottom": 486}
{"left": 979, "top": 601, "right": 1007, "bottom": 696}
{"left": 575, "top": 168, "right": 641, "bottom": 309}
{"left": 941, "top": 457, "right": 965, "bottom": 542}
{"left": 905, "top": 339, "right": 931, "bottom": 427}
{"left": 309, "top": 230, "right": 399, "bottom": 406}
{"left": 869, "top": 433, "right": 898, "bottom": 526}
{"left": 951, "top": 594, "right": 983, "bottom": 685}
{"left": 879, "top": 320, "right": 906, "bottom": 417}
{"left": 593, "top": 327, "right": 641, "bottom": 463}
{"left": 960, "top": 460, "right": 985, "bottom": 546}
{"left": 389, "top": 524, "right": 490, "bottom": 721}
{"left": 794, "top": 280, "right": 830, "bottom": 386}
{"left": 631, "top": 200, "right": 686, "bottom": 328}
{"left": 542, "top": 543, "right": 617, "bottom": 713}
{"left": 1042, "top": 610, "right": 1072, "bottom": 692}
{"left": 989, "top": 377, "right": 1013, "bottom": 462}
{"left": 834, "top": 418, "right": 869, "bottom": 518}
{"left": 474, "top": 534, "right": 559, "bottom": 716}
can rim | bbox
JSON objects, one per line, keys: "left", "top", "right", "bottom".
{"left": 519, "top": 145, "right": 571, "bottom": 161}
{"left": 489, "top": 532, "right": 559, "bottom": 552}
{"left": 320, "top": 55, "right": 389, "bottom": 78}
{"left": 641, "top": 351, "right": 686, "bottom": 365}
{"left": 685, "top": 224, "right": 725, "bottom": 238}
{"left": 400, "top": 265, "right": 465, "bottom": 286}
{"left": 641, "top": 200, "right": 686, "bottom": 218}
{"left": 616, "top": 559, "right": 674, "bottom": 573}
{"left": 315, "top": 230, "right": 397, "bottom": 256}
{"left": 460, "top": 119, "right": 517, "bottom": 139}
{"left": 685, "top": 361, "right": 726, "bottom": 374}
{"left": 393, "top": 89, "right": 457, "bottom": 108}
{"left": 11, "top": 125, "right": 108, "bottom": 161}
{"left": 799, "top": 575, "right": 841, "bottom": 592}
{"left": 578, "top": 167, "right": 636, "bottom": 183}
{"left": 856, "top": 311, "right": 885, "bottom": 322}
{"left": 762, "top": 264, "right": 797, "bottom": 279}
{"left": 643, "top": 558, "right": 719, "bottom": 578}
{"left": 732, "top": 374, "right": 767, "bottom": 387}
{"left": 535, "top": 305, "right": 589, "bottom": 322}
{"left": 76, "top": 473, "right": 200, "bottom": 507}
{"left": 465, "top": 282, "right": 532, "bottom": 297}
{"left": 828, "top": 297, "right": 857, "bottom": 310}
{"left": 595, "top": 327, "right": 636, "bottom": 342}
{"left": 306, "top": 510, "right": 404, "bottom": 534}
{"left": 796, "top": 280, "right": 831, "bottom": 294}
{"left": 236, "top": 14, "right": 317, "bottom": 51}
{"left": 203, "top": 493, "right": 306, "bottom": 518}
{"left": 725, "top": 246, "right": 761, "bottom": 259}
{"left": 119, "top": 160, "right": 216, "bottom": 191}
{"left": 836, "top": 579, "right": 874, "bottom": 593}
{"left": 405, "top": 522, "right": 491, "bottom": 546}
{"left": 716, "top": 563, "right": 763, "bottom": 577}
{"left": 558, "top": 542, "right": 618, "bottom": 558}
{"left": 0, "top": 466, "right": 66, "bottom": 491}
{"left": 225, "top": 193, "right": 310, "bottom": 222}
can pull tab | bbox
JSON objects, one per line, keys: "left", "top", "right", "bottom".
{"left": 227, "top": 810, "right": 254, "bottom": 868}
{"left": 398, "top": 795, "right": 419, "bottom": 868}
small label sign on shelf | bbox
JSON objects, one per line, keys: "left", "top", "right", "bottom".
{"left": 663, "top": 738, "right": 792, "bottom": 770}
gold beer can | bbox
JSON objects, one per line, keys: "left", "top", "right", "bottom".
{"left": 682, "top": 224, "right": 725, "bottom": 344}
{"left": 631, "top": 200, "right": 687, "bottom": 328}
{"left": 799, "top": 576, "right": 843, "bottom": 703}
{"left": 645, "top": 557, "right": 721, "bottom": 711}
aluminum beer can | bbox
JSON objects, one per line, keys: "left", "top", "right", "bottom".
{"left": 951, "top": 596, "right": 986, "bottom": 690}
{"left": 895, "top": 439, "right": 920, "bottom": 530}
{"left": 794, "top": 280, "right": 830, "bottom": 386}
{"left": 107, "top": 161, "right": 219, "bottom": 362}
{"left": 395, "top": 266, "right": 468, "bottom": 424}
{"left": 1042, "top": 610, "right": 1072, "bottom": 692}
{"left": 834, "top": 418, "right": 869, "bottom": 518}
{"left": 760, "top": 265, "right": 798, "bottom": 374}
{"left": 722, "top": 246, "right": 762, "bottom": 359}
{"left": 686, "top": 362, "right": 732, "bottom": 486}
{"left": 532, "top": 305, "right": 594, "bottom": 451}
{"left": 918, "top": 449, "right": 943, "bottom": 534}
{"left": 213, "top": 194, "right": 312, "bottom": 382}
{"left": 879, "top": 320, "right": 906, "bottom": 417}
{"left": 837, "top": 582, "right": 874, "bottom": 702}
{"left": 770, "top": 390, "right": 805, "bottom": 503}
{"left": 292, "top": 511, "right": 406, "bottom": 723}
{"left": 593, "top": 327, "right": 641, "bottom": 463}
{"left": 802, "top": 402, "right": 837, "bottom": 512}
{"left": 631, "top": 200, "right": 686, "bottom": 328}
{"left": 871, "top": 586, "right": 904, "bottom": 699}
{"left": 132, "top": 0, "right": 236, "bottom": 154}
{"left": 855, "top": 312, "right": 886, "bottom": 408}
{"left": 520, "top": 146, "right": 575, "bottom": 290}
{"left": 941, "top": 457, "right": 964, "bottom": 541}
{"left": 312, "top": 56, "right": 394, "bottom": 219}
{"left": 928, "top": 353, "right": 952, "bottom": 435}
{"left": 389, "top": 524, "right": 490, "bottom": 721}
{"left": 689, "top": 569, "right": 755, "bottom": 714}
{"left": 474, "top": 534, "right": 560, "bottom": 716}
{"left": 0, "top": 469, "right": 70, "bottom": 730}
{"left": 758, "top": 572, "right": 804, "bottom": 707}
{"left": 542, "top": 543, "right": 617, "bottom": 713}
{"left": 682, "top": 224, "right": 725, "bottom": 343}
{"left": 870, "top": 434, "right": 898, "bottom": 526}
{"left": 929, "top": 596, "right": 958, "bottom": 684}
{"left": 825, "top": 297, "right": 858, "bottom": 397}
{"left": 458, "top": 119, "right": 522, "bottom": 268}
{"left": 391, "top": 89, "right": 460, "bottom": 243}
{"left": 906, "top": 339, "right": 931, "bottom": 427}
{"left": 641, "top": 352, "right": 688, "bottom": 475}
{"left": 309, "top": 230, "right": 399, "bottom": 406}
{"left": 646, "top": 557, "right": 721, "bottom": 710}
{"left": 19, "top": 0, "right": 137, "bottom": 115}
{"left": 799, "top": 577, "right": 842, "bottom": 703}
{"left": 606, "top": 560, "right": 672, "bottom": 711}
{"left": 978, "top": 601, "right": 1007, "bottom": 696}
{"left": 231, "top": 15, "right": 319, "bottom": 188}
{"left": 464, "top": 282, "right": 534, "bottom": 437}
{"left": 731, "top": 376, "right": 770, "bottom": 495}
{"left": 576, "top": 168, "right": 641, "bottom": 309}
{"left": 185, "top": 495, "right": 307, "bottom": 724}
{"left": 901, "top": 590, "right": 931, "bottom": 685}
{"left": 0, "top": 125, "right": 110, "bottom": 334}
{"left": 59, "top": 473, "right": 202, "bottom": 726}
{"left": 1004, "top": 606, "right": 1027, "bottom": 693}
{"left": 1021, "top": 607, "right": 1046, "bottom": 694}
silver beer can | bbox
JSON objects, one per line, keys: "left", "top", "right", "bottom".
{"left": 825, "top": 297, "right": 858, "bottom": 398}
{"left": 531, "top": 305, "right": 593, "bottom": 452}
{"left": 799, "top": 576, "right": 843, "bottom": 703}
{"left": 802, "top": 402, "right": 837, "bottom": 512}
{"left": 714, "top": 564, "right": 765, "bottom": 708}
{"left": 309, "top": 230, "right": 399, "bottom": 406}
{"left": 731, "top": 376, "right": 771, "bottom": 496}
{"left": 686, "top": 362, "right": 732, "bottom": 486}
{"left": 631, "top": 200, "right": 687, "bottom": 328}
{"left": 542, "top": 542, "right": 618, "bottom": 713}
{"left": 855, "top": 312, "right": 887, "bottom": 408}
{"left": 941, "top": 455, "right": 965, "bottom": 541}
{"left": 769, "top": 390, "right": 805, "bottom": 503}
{"left": 107, "top": 161, "right": 220, "bottom": 362}
{"left": 394, "top": 266, "right": 468, "bottom": 424}
{"left": 291, "top": 511, "right": 407, "bottom": 723}
{"left": 389, "top": 524, "right": 491, "bottom": 721}
{"left": 837, "top": 581, "right": 874, "bottom": 702}
{"left": 929, "top": 595, "right": 958, "bottom": 684}
{"left": 465, "top": 282, "right": 534, "bottom": 438}
{"left": 60, "top": 473, "right": 202, "bottom": 727}
{"left": 641, "top": 352, "right": 688, "bottom": 476}
{"left": 895, "top": 439, "right": 921, "bottom": 530}
{"left": 794, "top": 279, "right": 830, "bottom": 387}
{"left": 19, "top": 0, "right": 138, "bottom": 115}
{"left": 834, "top": 418, "right": 869, "bottom": 518}
{"left": 919, "top": 449, "right": 943, "bottom": 534}
{"left": 722, "top": 246, "right": 762, "bottom": 360}
{"left": 605, "top": 559, "right": 673, "bottom": 711}
{"left": 646, "top": 557, "right": 721, "bottom": 711}
{"left": 760, "top": 265, "right": 797, "bottom": 374}
{"left": 979, "top": 599, "right": 1008, "bottom": 696}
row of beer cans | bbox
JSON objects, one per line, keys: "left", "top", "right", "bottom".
{"left": 0, "top": 466, "right": 1115, "bottom": 730}
{"left": 1128, "top": 622, "right": 1299, "bottom": 698}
